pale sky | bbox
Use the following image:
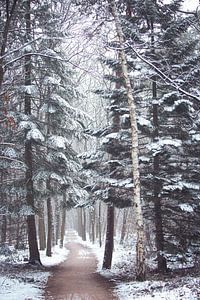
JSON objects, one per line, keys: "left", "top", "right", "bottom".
{"left": 164, "top": 0, "right": 198, "bottom": 10}
{"left": 183, "top": 0, "right": 199, "bottom": 10}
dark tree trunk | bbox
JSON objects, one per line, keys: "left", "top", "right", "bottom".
{"left": 55, "top": 201, "right": 60, "bottom": 245}
{"left": 120, "top": 208, "right": 128, "bottom": 245}
{"left": 1, "top": 215, "right": 7, "bottom": 244}
{"left": 8, "top": 215, "right": 12, "bottom": 244}
{"left": 0, "top": 0, "right": 19, "bottom": 89}
{"left": 77, "top": 207, "right": 83, "bottom": 238}
{"left": 46, "top": 195, "right": 53, "bottom": 256}
{"left": 98, "top": 201, "right": 102, "bottom": 247}
{"left": 60, "top": 190, "right": 66, "bottom": 248}
{"left": 15, "top": 216, "right": 20, "bottom": 249}
{"left": 90, "top": 209, "right": 95, "bottom": 244}
{"left": 24, "top": 0, "right": 41, "bottom": 265}
{"left": 102, "top": 205, "right": 114, "bottom": 269}
{"left": 82, "top": 208, "right": 86, "bottom": 241}
{"left": 38, "top": 209, "right": 46, "bottom": 251}
{"left": 25, "top": 141, "right": 41, "bottom": 264}
{"left": 152, "top": 79, "right": 167, "bottom": 272}
{"left": 60, "top": 208, "right": 66, "bottom": 248}
{"left": 150, "top": 19, "right": 167, "bottom": 273}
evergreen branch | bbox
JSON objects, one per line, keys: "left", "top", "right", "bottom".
{"left": 0, "top": 37, "right": 41, "bottom": 60}
{"left": 0, "top": 143, "right": 16, "bottom": 146}
{"left": 0, "top": 155, "right": 23, "bottom": 164}
{"left": 4, "top": 52, "right": 102, "bottom": 79}
{"left": 128, "top": 43, "right": 200, "bottom": 103}
{"left": 4, "top": 52, "right": 65, "bottom": 67}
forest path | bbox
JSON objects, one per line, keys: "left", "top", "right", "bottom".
{"left": 44, "top": 230, "right": 118, "bottom": 300}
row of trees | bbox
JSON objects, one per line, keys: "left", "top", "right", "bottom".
{"left": 0, "top": 0, "right": 200, "bottom": 283}
{"left": 0, "top": 0, "right": 88, "bottom": 264}
{"left": 76, "top": 0, "right": 200, "bottom": 280}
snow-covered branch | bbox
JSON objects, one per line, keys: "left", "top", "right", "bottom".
{"left": 0, "top": 155, "right": 23, "bottom": 164}
{"left": 127, "top": 43, "right": 200, "bottom": 103}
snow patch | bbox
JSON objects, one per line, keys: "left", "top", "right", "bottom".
{"left": 149, "top": 138, "right": 182, "bottom": 155}
{"left": 192, "top": 134, "right": 200, "bottom": 141}
{"left": 0, "top": 244, "right": 69, "bottom": 300}
{"left": 163, "top": 181, "right": 200, "bottom": 192}
{"left": 40, "top": 245, "right": 69, "bottom": 267}
{"left": 44, "top": 76, "right": 61, "bottom": 85}
{"left": 22, "top": 85, "right": 37, "bottom": 95}
{"left": 138, "top": 116, "right": 151, "bottom": 127}
{"left": 116, "top": 281, "right": 198, "bottom": 300}
{"left": 40, "top": 103, "right": 57, "bottom": 114}
{"left": 47, "top": 135, "right": 66, "bottom": 150}
{"left": 18, "top": 121, "right": 36, "bottom": 131}
{"left": 179, "top": 203, "right": 194, "bottom": 213}
{"left": 2, "top": 147, "right": 17, "bottom": 158}
{"left": 0, "top": 275, "right": 44, "bottom": 300}
{"left": 27, "top": 128, "right": 44, "bottom": 143}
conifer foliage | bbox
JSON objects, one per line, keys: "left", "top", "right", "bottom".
{"left": 0, "top": 0, "right": 200, "bottom": 282}
{"left": 0, "top": 0, "right": 87, "bottom": 263}
{"left": 76, "top": 0, "right": 200, "bottom": 278}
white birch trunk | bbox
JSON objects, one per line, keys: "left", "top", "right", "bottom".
{"left": 109, "top": 0, "right": 146, "bottom": 281}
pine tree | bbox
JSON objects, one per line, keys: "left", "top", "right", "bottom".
{"left": 120, "top": 0, "right": 200, "bottom": 270}
{"left": 0, "top": 0, "right": 88, "bottom": 258}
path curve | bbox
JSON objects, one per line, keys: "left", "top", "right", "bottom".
{"left": 45, "top": 231, "right": 118, "bottom": 300}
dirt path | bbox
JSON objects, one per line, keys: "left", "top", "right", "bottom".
{"left": 45, "top": 231, "right": 118, "bottom": 300}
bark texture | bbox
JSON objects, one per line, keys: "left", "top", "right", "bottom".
{"left": 1, "top": 215, "right": 7, "bottom": 244}
{"left": 109, "top": 0, "right": 146, "bottom": 280}
{"left": 102, "top": 205, "right": 114, "bottom": 269}
{"left": 38, "top": 209, "right": 46, "bottom": 251}
{"left": 60, "top": 207, "right": 66, "bottom": 248}
{"left": 0, "top": 0, "right": 19, "bottom": 89}
{"left": 24, "top": 0, "right": 41, "bottom": 265}
{"left": 151, "top": 20, "right": 167, "bottom": 273}
{"left": 46, "top": 195, "right": 53, "bottom": 256}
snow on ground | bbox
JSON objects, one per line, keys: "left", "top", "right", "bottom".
{"left": 116, "top": 277, "right": 200, "bottom": 300}
{"left": 0, "top": 243, "right": 69, "bottom": 300}
{"left": 76, "top": 232, "right": 200, "bottom": 300}
{"left": 1, "top": 231, "right": 200, "bottom": 300}
{"left": 0, "top": 272, "right": 47, "bottom": 300}
{"left": 40, "top": 244, "right": 69, "bottom": 267}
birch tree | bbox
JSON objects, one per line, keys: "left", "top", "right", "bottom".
{"left": 108, "top": 0, "right": 146, "bottom": 281}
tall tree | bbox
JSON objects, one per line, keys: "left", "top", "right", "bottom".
{"left": 109, "top": 0, "right": 146, "bottom": 281}
{"left": 122, "top": 0, "right": 200, "bottom": 269}
{"left": 24, "top": 0, "right": 41, "bottom": 265}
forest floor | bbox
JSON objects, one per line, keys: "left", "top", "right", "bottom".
{"left": 0, "top": 231, "right": 200, "bottom": 299}
{"left": 44, "top": 231, "right": 118, "bottom": 299}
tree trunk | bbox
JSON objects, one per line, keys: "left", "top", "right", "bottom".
{"left": 77, "top": 207, "right": 83, "bottom": 238}
{"left": 152, "top": 81, "right": 167, "bottom": 272}
{"left": 60, "top": 190, "right": 67, "bottom": 248}
{"left": 150, "top": 19, "right": 167, "bottom": 273}
{"left": 8, "top": 215, "right": 12, "bottom": 245}
{"left": 102, "top": 205, "right": 114, "bottom": 269}
{"left": 1, "top": 215, "right": 7, "bottom": 245}
{"left": 46, "top": 195, "right": 53, "bottom": 256}
{"left": 109, "top": 0, "right": 146, "bottom": 280}
{"left": 38, "top": 209, "right": 46, "bottom": 251}
{"left": 0, "top": 0, "right": 19, "bottom": 89}
{"left": 98, "top": 201, "right": 102, "bottom": 247}
{"left": 120, "top": 208, "right": 128, "bottom": 245}
{"left": 82, "top": 208, "right": 86, "bottom": 241}
{"left": 60, "top": 208, "right": 66, "bottom": 248}
{"left": 15, "top": 216, "right": 20, "bottom": 249}
{"left": 90, "top": 208, "right": 95, "bottom": 244}
{"left": 24, "top": 0, "right": 41, "bottom": 265}
{"left": 55, "top": 200, "right": 60, "bottom": 245}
